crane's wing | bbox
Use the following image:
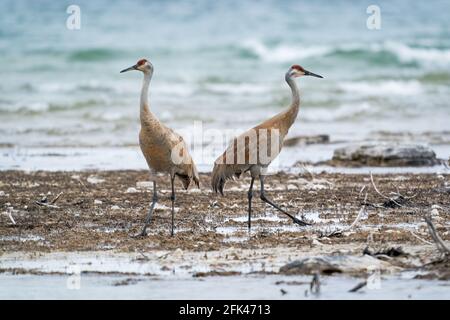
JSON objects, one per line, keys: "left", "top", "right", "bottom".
{"left": 164, "top": 126, "right": 200, "bottom": 189}
{"left": 211, "top": 124, "right": 283, "bottom": 194}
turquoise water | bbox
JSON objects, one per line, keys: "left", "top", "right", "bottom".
{"left": 1, "top": 0, "right": 450, "bottom": 170}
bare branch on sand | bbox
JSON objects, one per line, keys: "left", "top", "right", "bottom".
{"left": 424, "top": 215, "right": 450, "bottom": 256}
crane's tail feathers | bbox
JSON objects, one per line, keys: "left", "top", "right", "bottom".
{"left": 192, "top": 164, "right": 200, "bottom": 189}
{"left": 177, "top": 162, "right": 200, "bottom": 190}
{"left": 211, "top": 164, "right": 238, "bottom": 195}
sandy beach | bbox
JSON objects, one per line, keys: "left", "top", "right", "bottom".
{"left": 1, "top": 169, "right": 449, "bottom": 298}
{"left": 1, "top": 170, "right": 448, "bottom": 251}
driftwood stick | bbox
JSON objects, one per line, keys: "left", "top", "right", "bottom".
{"left": 319, "top": 193, "right": 368, "bottom": 238}
{"left": 349, "top": 280, "right": 367, "bottom": 293}
{"left": 7, "top": 210, "right": 16, "bottom": 225}
{"left": 370, "top": 172, "right": 403, "bottom": 207}
{"left": 424, "top": 216, "right": 450, "bottom": 255}
{"left": 348, "top": 193, "right": 368, "bottom": 230}
{"left": 299, "top": 162, "right": 315, "bottom": 181}
{"left": 35, "top": 201, "right": 59, "bottom": 209}
{"left": 50, "top": 192, "right": 63, "bottom": 204}
{"left": 359, "top": 185, "right": 366, "bottom": 196}
{"left": 409, "top": 230, "right": 433, "bottom": 245}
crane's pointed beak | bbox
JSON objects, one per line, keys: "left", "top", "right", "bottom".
{"left": 304, "top": 70, "right": 323, "bottom": 78}
{"left": 120, "top": 65, "right": 137, "bottom": 73}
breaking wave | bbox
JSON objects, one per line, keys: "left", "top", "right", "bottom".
{"left": 242, "top": 40, "right": 450, "bottom": 66}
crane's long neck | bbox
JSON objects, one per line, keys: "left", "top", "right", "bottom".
{"left": 140, "top": 72, "right": 153, "bottom": 125}
{"left": 284, "top": 74, "right": 300, "bottom": 128}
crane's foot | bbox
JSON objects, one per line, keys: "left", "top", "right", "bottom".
{"left": 292, "top": 216, "right": 312, "bottom": 227}
{"left": 139, "top": 230, "right": 148, "bottom": 237}
{"left": 131, "top": 233, "right": 145, "bottom": 239}
{"left": 130, "top": 228, "right": 148, "bottom": 238}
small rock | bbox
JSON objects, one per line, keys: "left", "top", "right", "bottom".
{"left": 111, "top": 205, "right": 120, "bottom": 210}
{"left": 87, "top": 175, "right": 105, "bottom": 184}
{"left": 126, "top": 187, "right": 139, "bottom": 193}
{"left": 431, "top": 208, "right": 439, "bottom": 217}
{"left": 172, "top": 248, "right": 183, "bottom": 257}
{"left": 136, "top": 181, "right": 153, "bottom": 189}
{"left": 330, "top": 143, "right": 439, "bottom": 167}
{"left": 154, "top": 203, "right": 170, "bottom": 211}
{"left": 310, "top": 239, "right": 323, "bottom": 247}
{"left": 94, "top": 199, "right": 103, "bottom": 205}
{"left": 279, "top": 255, "right": 398, "bottom": 275}
{"left": 284, "top": 134, "right": 329, "bottom": 147}
{"left": 0, "top": 191, "right": 5, "bottom": 196}
{"left": 228, "top": 186, "right": 245, "bottom": 192}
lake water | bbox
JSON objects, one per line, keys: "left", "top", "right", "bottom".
{"left": 1, "top": 0, "right": 450, "bottom": 171}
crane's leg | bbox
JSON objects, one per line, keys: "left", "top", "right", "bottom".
{"left": 139, "top": 180, "right": 158, "bottom": 236}
{"left": 170, "top": 175, "right": 176, "bottom": 237}
{"left": 247, "top": 177, "right": 255, "bottom": 233}
{"left": 259, "top": 175, "right": 310, "bottom": 226}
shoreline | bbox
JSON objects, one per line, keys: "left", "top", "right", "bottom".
{"left": 0, "top": 169, "right": 449, "bottom": 298}
{"left": 1, "top": 143, "right": 449, "bottom": 173}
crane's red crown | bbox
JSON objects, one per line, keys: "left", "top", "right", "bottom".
{"left": 291, "top": 65, "right": 305, "bottom": 72}
{"left": 137, "top": 59, "right": 147, "bottom": 66}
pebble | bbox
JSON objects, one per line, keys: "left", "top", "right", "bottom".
{"left": 126, "top": 187, "right": 139, "bottom": 193}
{"left": 94, "top": 199, "right": 103, "bottom": 205}
{"left": 87, "top": 175, "right": 105, "bottom": 184}
{"left": 136, "top": 181, "right": 152, "bottom": 189}
{"left": 111, "top": 205, "right": 120, "bottom": 210}
{"left": 173, "top": 248, "right": 183, "bottom": 257}
{"left": 431, "top": 208, "right": 439, "bottom": 217}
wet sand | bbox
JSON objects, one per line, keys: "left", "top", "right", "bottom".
{"left": 0, "top": 170, "right": 449, "bottom": 298}
{"left": 1, "top": 170, "right": 449, "bottom": 251}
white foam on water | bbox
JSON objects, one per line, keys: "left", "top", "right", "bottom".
{"left": 242, "top": 40, "right": 450, "bottom": 66}
{"left": 383, "top": 41, "right": 450, "bottom": 65}
{"left": 340, "top": 80, "right": 423, "bottom": 96}
{"left": 243, "top": 39, "right": 332, "bottom": 63}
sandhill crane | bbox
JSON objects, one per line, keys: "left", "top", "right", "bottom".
{"left": 211, "top": 64, "right": 323, "bottom": 231}
{"left": 121, "top": 59, "right": 199, "bottom": 237}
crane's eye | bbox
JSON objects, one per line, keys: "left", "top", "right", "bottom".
{"left": 137, "top": 59, "right": 147, "bottom": 66}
